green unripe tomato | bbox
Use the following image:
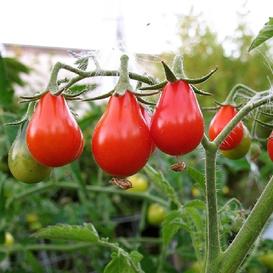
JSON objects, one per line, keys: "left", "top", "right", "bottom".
{"left": 8, "top": 123, "right": 52, "bottom": 183}
{"left": 4, "top": 232, "right": 14, "bottom": 247}
{"left": 147, "top": 203, "right": 167, "bottom": 225}
{"left": 190, "top": 261, "right": 203, "bottom": 273}
{"left": 221, "top": 125, "right": 251, "bottom": 160}
{"left": 127, "top": 174, "right": 149, "bottom": 193}
{"left": 259, "top": 253, "right": 273, "bottom": 269}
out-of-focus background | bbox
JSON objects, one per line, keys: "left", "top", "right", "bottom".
{"left": 0, "top": 0, "right": 273, "bottom": 272}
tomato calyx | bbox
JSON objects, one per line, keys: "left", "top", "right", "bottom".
{"left": 140, "top": 55, "right": 216, "bottom": 96}
{"left": 110, "top": 177, "right": 132, "bottom": 190}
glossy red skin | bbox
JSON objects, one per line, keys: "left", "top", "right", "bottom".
{"left": 150, "top": 80, "right": 204, "bottom": 156}
{"left": 208, "top": 105, "right": 243, "bottom": 150}
{"left": 26, "top": 92, "right": 84, "bottom": 167}
{"left": 92, "top": 91, "right": 153, "bottom": 177}
{"left": 267, "top": 132, "right": 273, "bottom": 162}
{"left": 140, "top": 105, "right": 155, "bottom": 154}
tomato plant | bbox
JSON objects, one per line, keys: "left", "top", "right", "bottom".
{"left": 209, "top": 105, "right": 244, "bottom": 150}
{"left": 151, "top": 80, "right": 204, "bottom": 156}
{"left": 267, "top": 132, "right": 273, "bottom": 161}
{"left": 8, "top": 123, "right": 52, "bottom": 183}
{"left": 147, "top": 203, "right": 167, "bottom": 225}
{"left": 92, "top": 91, "right": 153, "bottom": 177}
{"left": 26, "top": 92, "right": 84, "bottom": 167}
{"left": 221, "top": 125, "right": 251, "bottom": 160}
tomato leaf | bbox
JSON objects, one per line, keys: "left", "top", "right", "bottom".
{"left": 34, "top": 223, "right": 99, "bottom": 243}
{"left": 187, "top": 166, "right": 205, "bottom": 191}
{"left": 104, "top": 253, "right": 135, "bottom": 273}
{"left": 249, "top": 17, "right": 273, "bottom": 51}
{"left": 162, "top": 210, "right": 188, "bottom": 246}
{"left": 144, "top": 164, "right": 180, "bottom": 207}
{"left": 184, "top": 199, "right": 206, "bottom": 210}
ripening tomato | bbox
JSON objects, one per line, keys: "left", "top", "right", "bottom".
{"left": 26, "top": 92, "right": 84, "bottom": 167}
{"left": 221, "top": 125, "right": 251, "bottom": 160}
{"left": 92, "top": 91, "right": 153, "bottom": 177}
{"left": 267, "top": 131, "right": 273, "bottom": 162}
{"left": 209, "top": 105, "right": 243, "bottom": 150}
{"left": 8, "top": 123, "right": 52, "bottom": 183}
{"left": 127, "top": 173, "right": 149, "bottom": 193}
{"left": 150, "top": 80, "right": 204, "bottom": 156}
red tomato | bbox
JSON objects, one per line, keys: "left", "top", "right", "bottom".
{"left": 150, "top": 80, "right": 204, "bottom": 156}
{"left": 208, "top": 105, "right": 243, "bottom": 150}
{"left": 267, "top": 132, "right": 273, "bottom": 162}
{"left": 92, "top": 91, "right": 153, "bottom": 177}
{"left": 26, "top": 92, "right": 84, "bottom": 167}
{"left": 140, "top": 105, "right": 155, "bottom": 154}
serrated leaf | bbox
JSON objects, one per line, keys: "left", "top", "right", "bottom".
{"left": 249, "top": 17, "right": 273, "bottom": 51}
{"left": 130, "top": 250, "right": 143, "bottom": 263}
{"left": 187, "top": 167, "right": 205, "bottom": 191}
{"left": 104, "top": 253, "right": 135, "bottom": 273}
{"left": 34, "top": 223, "right": 99, "bottom": 243}
{"left": 184, "top": 199, "right": 205, "bottom": 210}
{"left": 162, "top": 210, "right": 188, "bottom": 246}
{"left": 144, "top": 164, "right": 180, "bottom": 207}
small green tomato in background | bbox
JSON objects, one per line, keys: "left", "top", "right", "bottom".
{"left": 221, "top": 125, "right": 251, "bottom": 160}
{"left": 4, "top": 232, "right": 14, "bottom": 247}
{"left": 147, "top": 203, "right": 167, "bottom": 225}
{"left": 259, "top": 253, "right": 273, "bottom": 270}
{"left": 190, "top": 261, "right": 203, "bottom": 273}
{"left": 127, "top": 174, "right": 149, "bottom": 193}
{"left": 8, "top": 123, "right": 52, "bottom": 184}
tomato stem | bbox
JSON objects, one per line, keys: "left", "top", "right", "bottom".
{"left": 47, "top": 62, "right": 62, "bottom": 93}
{"left": 114, "top": 54, "right": 133, "bottom": 96}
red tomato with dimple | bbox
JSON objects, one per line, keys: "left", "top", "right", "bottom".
{"left": 26, "top": 92, "right": 84, "bottom": 167}
{"left": 92, "top": 91, "right": 153, "bottom": 177}
{"left": 208, "top": 105, "right": 243, "bottom": 150}
{"left": 140, "top": 105, "right": 155, "bottom": 154}
{"left": 150, "top": 80, "right": 204, "bottom": 156}
{"left": 267, "top": 132, "right": 273, "bottom": 162}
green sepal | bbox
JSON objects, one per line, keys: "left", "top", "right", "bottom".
{"left": 136, "top": 96, "right": 156, "bottom": 106}
{"left": 161, "top": 61, "right": 177, "bottom": 82}
{"left": 181, "top": 67, "right": 218, "bottom": 84}
{"left": 132, "top": 90, "right": 161, "bottom": 97}
{"left": 81, "top": 90, "right": 113, "bottom": 102}
{"left": 139, "top": 81, "right": 167, "bottom": 91}
{"left": 191, "top": 85, "right": 212, "bottom": 96}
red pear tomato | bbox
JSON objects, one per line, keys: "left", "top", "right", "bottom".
{"left": 26, "top": 92, "right": 84, "bottom": 167}
{"left": 267, "top": 132, "right": 273, "bottom": 162}
{"left": 208, "top": 105, "right": 243, "bottom": 150}
{"left": 150, "top": 80, "right": 204, "bottom": 156}
{"left": 92, "top": 91, "right": 153, "bottom": 177}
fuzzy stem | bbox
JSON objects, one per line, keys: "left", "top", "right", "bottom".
{"left": 220, "top": 176, "right": 273, "bottom": 273}
{"left": 204, "top": 143, "right": 221, "bottom": 273}
{"left": 47, "top": 62, "right": 62, "bottom": 92}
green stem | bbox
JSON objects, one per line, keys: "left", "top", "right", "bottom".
{"left": 6, "top": 181, "right": 168, "bottom": 208}
{"left": 214, "top": 90, "right": 273, "bottom": 148}
{"left": 46, "top": 62, "right": 62, "bottom": 92}
{"left": 0, "top": 242, "right": 92, "bottom": 253}
{"left": 220, "top": 176, "right": 273, "bottom": 273}
{"left": 204, "top": 144, "right": 221, "bottom": 273}
{"left": 224, "top": 84, "right": 257, "bottom": 104}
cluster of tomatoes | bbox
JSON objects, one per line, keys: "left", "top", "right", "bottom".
{"left": 8, "top": 72, "right": 273, "bottom": 185}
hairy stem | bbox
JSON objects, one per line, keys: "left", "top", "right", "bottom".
{"left": 205, "top": 143, "right": 221, "bottom": 273}
{"left": 220, "top": 176, "right": 273, "bottom": 273}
